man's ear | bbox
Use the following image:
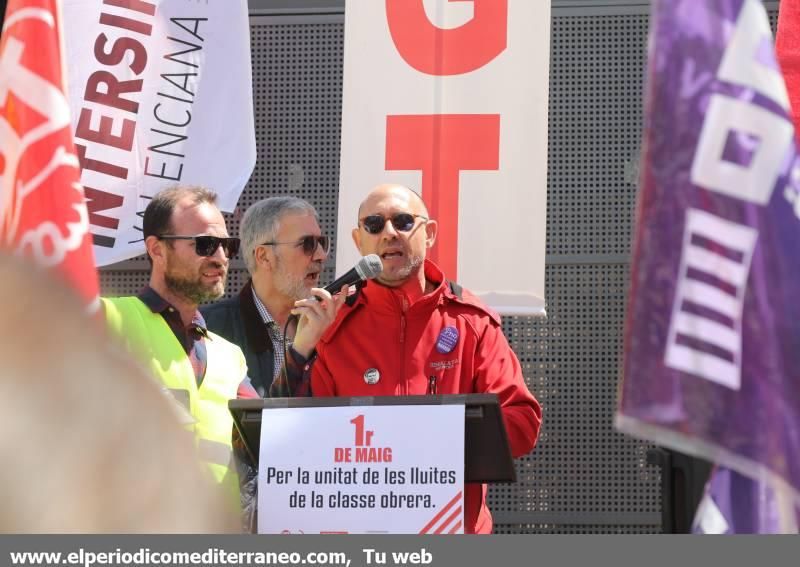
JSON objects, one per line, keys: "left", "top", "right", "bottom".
{"left": 352, "top": 227, "right": 362, "bottom": 252}
{"left": 145, "top": 236, "right": 164, "bottom": 266}
{"left": 424, "top": 219, "right": 438, "bottom": 248}
{"left": 254, "top": 244, "right": 273, "bottom": 271}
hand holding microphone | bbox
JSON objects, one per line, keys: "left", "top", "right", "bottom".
{"left": 291, "top": 255, "right": 383, "bottom": 358}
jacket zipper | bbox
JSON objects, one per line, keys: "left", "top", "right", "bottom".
{"left": 400, "top": 295, "right": 408, "bottom": 394}
{"left": 400, "top": 308, "right": 407, "bottom": 344}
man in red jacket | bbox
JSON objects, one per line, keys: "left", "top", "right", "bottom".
{"left": 275, "top": 183, "right": 542, "bottom": 534}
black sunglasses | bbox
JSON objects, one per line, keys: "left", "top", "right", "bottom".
{"left": 261, "top": 235, "right": 330, "bottom": 256}
{"left": 157, "top": 235, "right": 240, "bottom": 258}
{"left": 359, "top": 213, "right": 428, "bottom": 235}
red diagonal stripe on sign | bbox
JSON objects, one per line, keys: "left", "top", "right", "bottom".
{"left": 447, "top": 520, "right": 463, "bottom": 535}
{"left": 433, "top": 505, "right": 463, "bottom": 534}
{"left": 418, "top": 491, "right": 462, "bottom": 534}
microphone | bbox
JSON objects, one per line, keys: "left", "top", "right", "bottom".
{"left": 320, "top": 254, "right": 383, "bottom": 297}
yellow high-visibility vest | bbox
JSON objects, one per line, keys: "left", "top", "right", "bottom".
{"left": 102, "top": 296, "right": 244, "bottom": 508}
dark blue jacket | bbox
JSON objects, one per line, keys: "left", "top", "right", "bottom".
{"left": 201, "top": 279, "right": 276, "bottom": 397}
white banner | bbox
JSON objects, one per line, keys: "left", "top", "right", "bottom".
{"left": 338, "top": 0, "right": 549, "bottom": 315}
{"left": 62, "top": 0, "right": 256, "bottom": 266}
{"left": 258, "top": 405, "right": 464, "bottom": 534}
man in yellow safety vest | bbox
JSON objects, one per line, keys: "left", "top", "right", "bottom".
{"left": 102, "top": 185, "right": 251, "bottom": 511}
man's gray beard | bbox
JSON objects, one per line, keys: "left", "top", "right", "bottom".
{"left": 274, "top": 267, "right": 311, "bottom": 301}
{"left": 274, "top": 254, "right": 314, "bottom": 300}
{"left": 165, "top": 272, "right": 225, "bottom": 304}
{"left": 395, "top": 254, "right": 424, "bottom": 281}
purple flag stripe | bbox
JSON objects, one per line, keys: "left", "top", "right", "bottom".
{"left": 674, "top": 333, "right": 736, "bottom": 364}
{"left": 683, "top": 269, "right": 740, "bottom": 297}
{"left": 688, "top": 233, "right": 746, "bottom": 263}
{"left": 680, "top": 299, "right": 737, "bottom": 328}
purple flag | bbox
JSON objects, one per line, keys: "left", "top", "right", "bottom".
{"left": 616, "top": 0, "right": 800, "bottom": 530}
{"left": 693, "top": 467, "right": 799, "bottom": 533}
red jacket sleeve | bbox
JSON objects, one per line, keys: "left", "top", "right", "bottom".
{"left": 472, "top": 319, "right": 542, "bottom": 458}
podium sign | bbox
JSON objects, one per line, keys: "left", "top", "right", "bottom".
{"left": 258, "top": 405, "right": 464, "bottom": 534}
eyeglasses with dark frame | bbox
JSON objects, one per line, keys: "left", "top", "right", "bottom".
{"left": 260, "top": 235, "right": 330, "bottom": 256}
{"left": 359, "top": 212, "right": 428, "bottom": 235}
{"left": 156, "top": 235, "right": 240, "bottom": 258}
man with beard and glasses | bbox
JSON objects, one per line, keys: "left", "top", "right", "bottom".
{"left": 101, "top": 186, "right": 249, "bottom": 516}
{"left": 203, "top": 196, "right": 344, "bottom": 397}
{"left": 273, "top": 184, "right": 542, "bottom": 534}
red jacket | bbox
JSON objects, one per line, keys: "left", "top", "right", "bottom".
{"left": 311, "top": 260, "right": 542, "bottom": 534}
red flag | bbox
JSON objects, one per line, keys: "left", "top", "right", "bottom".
{"left": 777, "top": 0, "right": 800, "bottom": 138}
{"left": 0, "top": 0, "right": 99, "bottom": 309}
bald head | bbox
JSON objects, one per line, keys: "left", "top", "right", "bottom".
{"left": 357, "top": 184, "right": 429, "bottom": 222}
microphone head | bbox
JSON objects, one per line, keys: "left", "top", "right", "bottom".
{"left": 355, "top": 254, "right": 383, "bottom": 281}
